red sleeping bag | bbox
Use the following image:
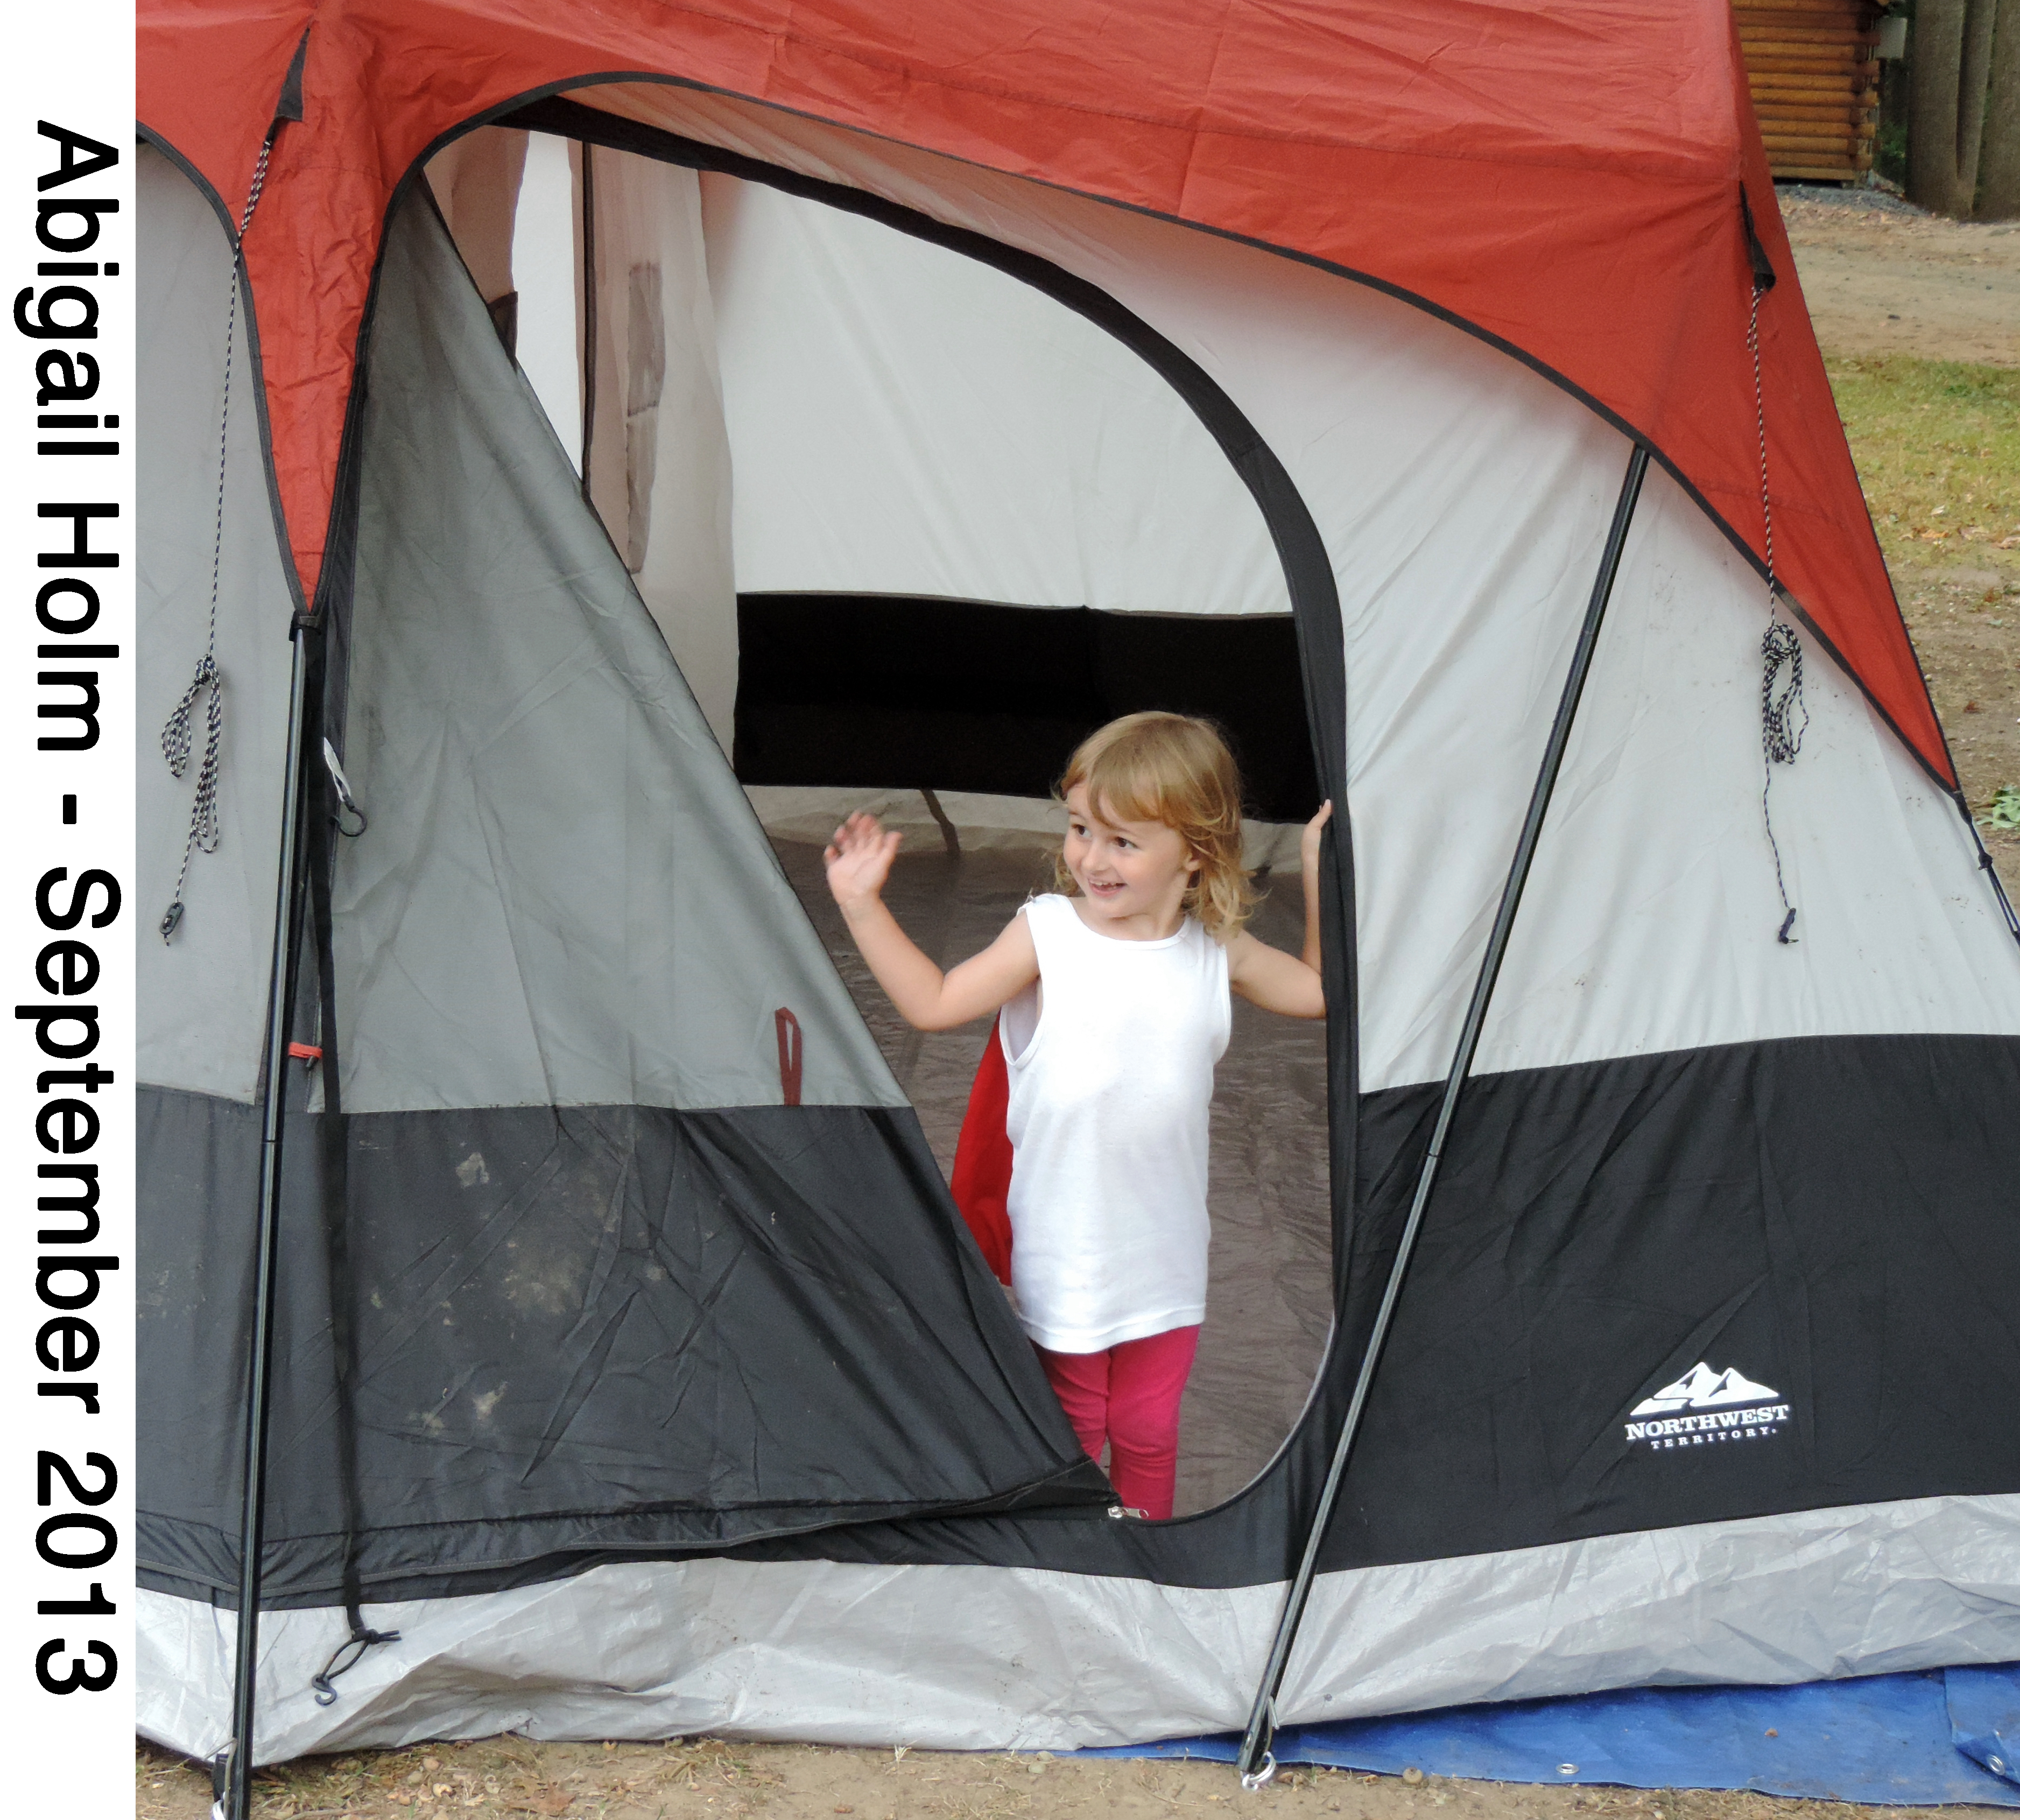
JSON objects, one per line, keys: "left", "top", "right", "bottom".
{"left": 948, "top": 1015, "right": 1015, "bottom": 1284}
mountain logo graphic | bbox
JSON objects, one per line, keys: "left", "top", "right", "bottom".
{"left": 1631, "top": 1362, "right": 1779, "bottom": 1414}
{"left": 1622, "top": 1361, "right": 1792, "bottom": 1453}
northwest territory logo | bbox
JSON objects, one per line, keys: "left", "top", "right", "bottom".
{"left": 1623, "top": 1361, "right": 1791, "bottom": 1452}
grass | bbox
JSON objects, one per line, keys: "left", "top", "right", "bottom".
{"left": 1828, "top": 354, "right": 2020, "bottom": 891}
{"left": 1825, "top": 355, "right": 2020, "bottom": 568}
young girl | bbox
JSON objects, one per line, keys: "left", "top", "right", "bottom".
{"left": 824, "top": 712, "right": 1330, "bottom": 1519}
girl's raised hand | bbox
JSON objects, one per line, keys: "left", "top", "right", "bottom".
{"left": 1300, "top": 799, "right": 1334, "bottom": 871}
{"left": 824, "top": 812, "right": 904, "bottom": 911}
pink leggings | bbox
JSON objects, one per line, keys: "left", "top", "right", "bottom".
{"left": 1035, "top": 1325, "right": 1201, "bottom": 1520}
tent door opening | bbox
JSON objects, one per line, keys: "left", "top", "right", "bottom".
{"left": 481, "top": 109, "right": 1353, "bottom": 1516}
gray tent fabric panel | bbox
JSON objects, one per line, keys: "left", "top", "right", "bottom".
{"left": 137, "top": 145, "right": 298, "bottom": 1101}
{"left": 135, "top": 1491, "right": 2020, "bottom": 1762}
{"left": 333, "top": 186, "right": 902, "bottom": 1115}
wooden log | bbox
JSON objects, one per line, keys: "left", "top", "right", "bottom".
{"left": 1760, "top": 124, "right": 1864, "bottom": 141}
{"left": 1732, "top": 3, "right": 1873, "bottom": 16}
{"left": 1759, "top": 123, "right": 1873, "bottom": 142}
{"left": 1734, "top": 18, "right": 1877, "bottom": 35}
{"left": 1743, "top": 52, "right": 1876, "bottom": 67}
{"left": 1746, "top": 64, "right": 1877, "bottom": 81}
{"left": 1739, "top": 52, "right": 1877, "bottom": 73}
{"left": 1755, "top": 101, "right": 1876, "bottom": 123}
{"left": 1750, "top": 79, "right": 1876, "bottom": 97}
{"left": 1762, "top": 135, "right": 1864, "bottom": 156}
{"left": 1735, "top": 10, "right": 1873, "bottom": 27}
{"left": 1748, "top": 66, "right": 1873, "bottom": 85}
{"left": 1732, "top": 4, "right": 1877, "bottom": 18}
{"left": 1730, "top": 0, "right": 1873, "bottom": 12}
{"left": 1740, "top": 40, "right": 1878, "bottom": 55}
{"left": 1737, "top": 31, "right": 1880, "bottom": 52}
{"left": 1736, "top": 10, "right": 1874, "bottom": 26}
{"left": 1750, "top": 87, "right": 1878, "bottom": 107}
{"left": 1754, "top": 90, "right": 1873, "bottom": 104}
{"left": 1743, "top": 53, "right": 1878, "bottom": 72}
{"left": 1736, "top": 13, "right": 1874, "bottom": 27}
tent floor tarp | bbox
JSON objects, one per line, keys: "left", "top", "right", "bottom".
{"left": 768, "top": 828, "right": 1334, "bottom": 1517}
{"left": 1092, "top": 1661, "right": 2020, "bottom": 1807}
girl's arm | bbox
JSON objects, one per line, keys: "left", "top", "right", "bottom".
{"left": 825, "top": 812, "right": 1039, "bottom": 1030}
{"left": 1228, "top": 800, "right": 1332, "bottom": 1020}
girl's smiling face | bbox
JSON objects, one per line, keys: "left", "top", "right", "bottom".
{"left": 1061, "top": 784, "right": 1200, "bottom": 939}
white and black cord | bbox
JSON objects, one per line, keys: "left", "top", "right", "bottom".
{"left": 1749, "top": 278, "right": 1806, "bottom": 944}
{"left": 161, "top": 134, "right": 273, "bottom": 942}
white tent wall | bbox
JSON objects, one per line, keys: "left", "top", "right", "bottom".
{"left": 424, "top": 127, "right": 527, "bottom": 327}
{"left": 511, "top": 136, "right": 1305, "bottom": 849}
{"left": 565, "top": 83, "right": 2020, "bottom": 1089}
{"left": 137, "top": 145, "right": 299, "bottom": 1101}
{"left": 696, "top": 168, "right": 1306, "bottom": 856}
{"left": 1458, "top": 462, "right": 2020, "bottom": 1086}
{"left": 578, "top": 147, "right": 741, "bottom": 754}
{"left": 699, "top": 173, "right": 1291, "bottom": 619}
{"left": 512, "top": 132, "right": 581, "bottom": 469}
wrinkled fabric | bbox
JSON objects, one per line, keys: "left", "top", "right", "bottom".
{"left": 138, "top": 0, "right": 1940, "bottom": 774}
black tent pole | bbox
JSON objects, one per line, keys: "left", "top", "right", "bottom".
{"left": 1234, "top": 445, "right": 1650, "bottom": 1786}
{"left": 222, "top": 623, "right": 314, "bottom": 1820}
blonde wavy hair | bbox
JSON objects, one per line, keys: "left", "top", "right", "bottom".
{"left": 1052, "top": 712, "right": 1255, "bottom": 941}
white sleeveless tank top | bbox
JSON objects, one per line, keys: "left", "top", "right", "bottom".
{"left": 1000, "top": 893, "right": 1231, "bottom": 1352}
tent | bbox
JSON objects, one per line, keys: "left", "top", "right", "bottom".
{"left": 134, "top": 1, "right": 2020, "bottom": 1806}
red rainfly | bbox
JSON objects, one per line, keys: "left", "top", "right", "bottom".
{"left": 136, "top": 0, "right": 1947, "bottom": 785}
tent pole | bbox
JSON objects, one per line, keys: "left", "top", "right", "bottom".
{"left": 222, "top": 624, "right": 313, "bottom": 1820}
{"left": 579, "top": 141, "right": 597, "bottom": 500}
{"left": 1234, "top": 445, "right": 1650, "bottom": 1785}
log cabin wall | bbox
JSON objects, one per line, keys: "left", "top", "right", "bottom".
{"left": 1734, "top": 0, "right": 1882, "bottom": 181}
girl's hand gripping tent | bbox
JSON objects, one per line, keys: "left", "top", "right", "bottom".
{"left": 133, "top": 0, "right": 2020, "bottom": 1780}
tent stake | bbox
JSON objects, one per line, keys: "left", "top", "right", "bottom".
{"left": 1234, "top": 445, "right": 1649, "bottom": 1785}
{"left": 221, "top": 624, "right": 313, "bottom": 1820}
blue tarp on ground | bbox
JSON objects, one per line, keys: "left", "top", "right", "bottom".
{"left": 1086, "top": 1665, "right": 2020, "bottom": 1805}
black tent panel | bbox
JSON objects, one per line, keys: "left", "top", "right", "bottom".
{"left": 141, "top": 1095, "right": 1109, "bottom": 1607}
{"left": 1321, "top": 1029, "right": 2020, "bottom": 1571}
{"left": 136, "top": 1088, "right": 342, "bottom": 1602}
{"left": 701, "top": 1030, "right": 2020, "bottom": 1592}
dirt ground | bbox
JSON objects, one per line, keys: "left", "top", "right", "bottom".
{"left": 1899, "top": 559, "right": 2019, "bottom": 891}
{"left": 1778, "top": 189, "right": 2020, "bottom": 367}
{"left": 131, "top": 1736, "right": 2016, "bottom": 1819}
{"left": 137, "top": 186, "right": 2019, "bottom": 1818}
